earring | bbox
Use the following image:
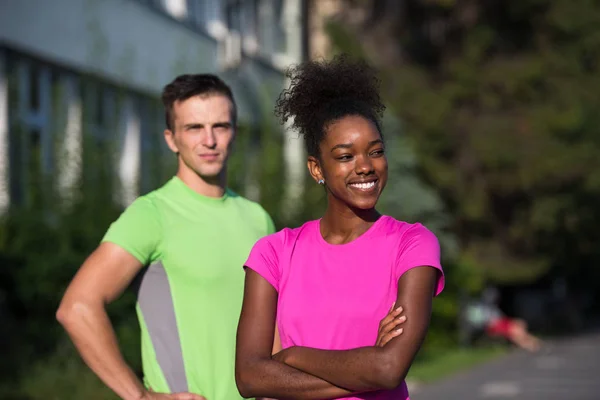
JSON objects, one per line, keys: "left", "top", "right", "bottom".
{"left": 318, "top": 179, "right": 325, "bottom": 185}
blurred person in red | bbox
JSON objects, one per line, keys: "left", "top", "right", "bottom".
{"left": 465, "top": 287, "right": 542, "bottom": 352}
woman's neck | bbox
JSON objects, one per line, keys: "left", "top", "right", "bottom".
{"left": 320, "top": 204, "right": 380, "bottom": 245}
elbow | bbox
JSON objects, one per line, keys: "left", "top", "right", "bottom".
{"left": 235, "top": 361, "right": 260, "bottom": 398}
{"left": 56, "top": 302, "right": 73, "bottom": 327}
{"left": 235, "top": 376, "right": 253, "bottom": 399}
{"left": 373, "top": 353, "right": 409, "bottom": 390}
{"left": 56, "top": 299, "right": 88, "bottom": 330}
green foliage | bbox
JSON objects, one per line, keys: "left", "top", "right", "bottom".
{"left": 0, "top": 125, "right": 140, "bottom": 397}
{"left": 15, "top": 341, "right": 121, "bottom": 400}
{"left": 329, "top": 1, "right": 600, "bottom": 300}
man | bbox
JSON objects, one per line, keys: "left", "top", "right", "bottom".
{"left": 57, "top": 74, "right": 275, "bottom": 400}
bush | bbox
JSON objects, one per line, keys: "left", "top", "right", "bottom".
{"left": 0, "top": 174, "right": 142, "bottom": 397}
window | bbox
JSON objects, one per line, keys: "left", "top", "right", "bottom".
{"left": 225, "top": 0, "right": 242, "bottom": 33}
{"left": 4, "top": 50, "right": 177, "bottom": 209}
{"left": 7, "top": 59, "right": 53, "bottom": 206}
{"left": 139, "top": 98, "right": 166, "bottom": 194}
{"left": 81, "top": 80, "right": 119, "bottom": 192}
{"left": 257, "top": 0, "right": 287, "bottom": 55}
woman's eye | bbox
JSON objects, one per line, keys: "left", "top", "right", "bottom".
{"left": 337, "top": 155, "right": 352, "bottom": 161}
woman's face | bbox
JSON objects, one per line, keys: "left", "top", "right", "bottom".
{"left": 308, "top": 115, "right": 388, "bottom": 211}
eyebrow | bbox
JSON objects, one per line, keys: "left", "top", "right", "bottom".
{"left": 183, "top": 121, "right": 231, "bottom": 130}
{"left": 330, "top": 139, "right": 383, "bottom": 152}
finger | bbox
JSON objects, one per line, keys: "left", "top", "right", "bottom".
{"left": 172, "top": 393, "right": 206, "bottom": 400}
{"left": 379, "top": 306, "right": 403, "bottom": 329}
{"left": 383, "top": 328, "right": 404, "bottom": 346}
{"left": 377, "top": 327, "right": 401, "bottom": 347}
{"left": 379, "top": 313, "right": 394, "bottom": 329}
{"left": 390, "top": 305, "right": 403, "bottom": 317}
{"left": 380, "top": 315, "right": 407, "bottom": 335}
{"left": 377, "top": 315, "right": 405, "bottom": 346}
{"left": 380, "top": 328, "right": 404, "bottom": 347}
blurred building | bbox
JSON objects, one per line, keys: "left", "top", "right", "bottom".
{"left": 307, "top": 0, "right": 341, "bottom": 59}
{"left": 0, "top": 0, "right": 308, "bottom": 213}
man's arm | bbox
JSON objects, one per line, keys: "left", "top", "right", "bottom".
{"left": 275, "top": 266, "right": 439, "bottom": 391}
{"left": 235, "top": 269, "right": 357, "bottom": 400}
{"left": 56, "top": 243, "right": 147, "bottom": 400}
{"left": 56, "top": 243, "right": 203, "bottom": 400}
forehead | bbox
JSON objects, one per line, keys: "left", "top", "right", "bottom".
{"left": 172, "top": 94, "right": 234, "bottom": 124}
{"left": 323, "top": 115, "right": 381, "bottom": 146}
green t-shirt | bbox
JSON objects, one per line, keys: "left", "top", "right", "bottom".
{"left": 102, "top": 177, "right": 274, "bottom": 399}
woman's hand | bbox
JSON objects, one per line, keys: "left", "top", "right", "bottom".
{"left": 273, "top": 304, "right": 407, "bottom": 365}
{"left": 376, "top": 304, "right": 406, "bottom": 347}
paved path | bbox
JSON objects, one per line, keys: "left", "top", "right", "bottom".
{"left": 411, "top": 331, "right": 600, "bottom": 400}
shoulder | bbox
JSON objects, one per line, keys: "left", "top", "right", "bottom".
{"left": 252, "top": 220, "right": 316, "bottom": 250}
{"left": 228, "top": 190, "right": 272, "bottom": 219}
{"left": 378, "top": 216, "right": 440, "bottom": 261}
{"left": 117, "top": 181, "right": 186, "bottom": 227}
{"left": 131, "top": 180, "right": 177, "bottom": 211}
{"left": 379, "top": 216, "right": 438, "bottom": 243}
{"left": 227, "top": 190, "right": 275, "bottom": 233}
{"left": 385, "top": 217, "right": 444, "bottom": 293}
{"left": 228, "top": 190, "right": 269, "bottom": 216}
{"left": 254, "top": 223, "right": 307, "bottom": 247}
{"left": 119, "top": 193, "right": 160, "bottom": 217}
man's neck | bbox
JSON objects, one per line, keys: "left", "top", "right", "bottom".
{"left": 176, "top": 168, "right": 226, "bottom": 198}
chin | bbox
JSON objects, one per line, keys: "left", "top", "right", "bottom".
{"left": 196, "top": 165, "right": 224, "bottom": 177}
{"left": 349, "top": 199, "right": 379, "bottom": 210}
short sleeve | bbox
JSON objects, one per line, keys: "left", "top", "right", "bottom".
{"left": 244, "top": 233, "right": 282, "bottom": 291}
{"left": 101, "top": 197, "right": 161, "bottom": 265}
{"left": 396, "top": 224, "right": 445, "bottom": 296}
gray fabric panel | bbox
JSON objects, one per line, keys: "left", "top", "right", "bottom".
{"left": 138, "top": 261, "right": 188, "bottom": 392}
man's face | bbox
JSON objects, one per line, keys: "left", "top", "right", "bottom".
{"left": 164, "top": 94, "right": 235, "bottom": 182}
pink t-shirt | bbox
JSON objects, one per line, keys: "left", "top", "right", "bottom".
{"left": 244, "top": 216, "right": 445, "bottom": 400}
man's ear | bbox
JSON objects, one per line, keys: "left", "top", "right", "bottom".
{"left": 307, "top": 156, "right": 324, "bottom": 184}
{"left": 164, "top": 129, "right": 179, "bottom": 154}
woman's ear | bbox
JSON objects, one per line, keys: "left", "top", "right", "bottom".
{"left": 307, "top": 156, "right": 324, "bottom": 184}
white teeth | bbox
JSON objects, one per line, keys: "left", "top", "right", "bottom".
{"left": 350, "top": 182, "right": 376, "bottom": 190}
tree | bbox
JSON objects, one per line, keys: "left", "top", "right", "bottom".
{"left": 327, "top": 0, "right": 600, "bottom": 304}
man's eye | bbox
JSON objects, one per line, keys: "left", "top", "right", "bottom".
{"left": 337, "top": 155, "right": 352, "bottom": 161}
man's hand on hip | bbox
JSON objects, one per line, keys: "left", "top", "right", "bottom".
{"left": 140, "top": 390, "right": 206, "bottom": 400}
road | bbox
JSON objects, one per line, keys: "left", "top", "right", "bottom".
{"left": 411, "top": 331, "right": 600, "bottom": 400}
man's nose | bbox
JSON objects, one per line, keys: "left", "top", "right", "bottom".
{"left": 202, "top": 129, "right": 217, "bottom": 148}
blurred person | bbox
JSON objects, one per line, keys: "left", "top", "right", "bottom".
{"left": 235, "top": 55, "right": 445, "bottom": 400}
{"left": 465, "top": 287, "right": 542, "bottom": 352}
{"left": 56, "top": 74, "right": 276, "bottom": 400}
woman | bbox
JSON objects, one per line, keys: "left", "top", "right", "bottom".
{"left": 236, "top": 55, "right": 445, "bottom": 400}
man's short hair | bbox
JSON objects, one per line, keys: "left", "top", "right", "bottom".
{"left": 161, "top": 74, "right": 237, "bottom": 131}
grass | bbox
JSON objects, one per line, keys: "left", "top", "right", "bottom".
{"left": 11, "top": 344, "right": 119, "bottom": 400}
{"left": 407, "top": 345, "right": 508, "bottom": 383}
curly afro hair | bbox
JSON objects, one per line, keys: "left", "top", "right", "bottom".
{"left": 275, "top": 54, "right": 386, "bottom": 158}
